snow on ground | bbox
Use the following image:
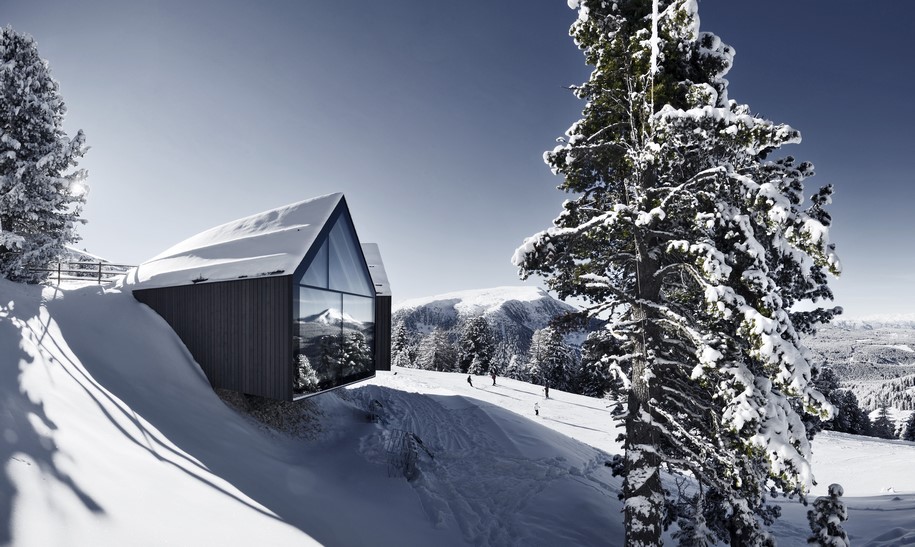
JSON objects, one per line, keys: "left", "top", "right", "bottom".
{"left": 1, "top": 280, "right": 913, "bottom": 546}
{"left": 0, "top": 280, "right": 617, "bottom": 546}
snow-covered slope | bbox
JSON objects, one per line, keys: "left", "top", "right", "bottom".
{"left": 2, "top": 280, "right": 913, "bottom": 546}
{"left": 0, "top": 280, "right": 615, "bottom": 546}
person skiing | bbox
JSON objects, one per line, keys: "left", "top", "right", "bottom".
{"left": 467, "top": 375, "right": 473, "bottom": 387}
{"left": 544, "top": 384, "right": 550, "bottom": 398}
{"left": 534, "top": 402, "right": 540, "bottom": 417}
{"left": 491, "top": 371, "right": 496, "bottom": 386}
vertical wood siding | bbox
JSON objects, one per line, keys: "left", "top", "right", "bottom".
{"left": 133, "top": 276, "right": 293, "bottom": 400}
{"left": 374, "top": 295, "right": 392, "bottom": 371}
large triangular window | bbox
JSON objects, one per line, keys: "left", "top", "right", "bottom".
{"left": 299, "top": 213, "right": 373, "bottom": 297}
{"left": 300, "top": 238, "right": 328, "bottom": 288}
{"left": 328, "top": 215, "right": 373, "bottom": 296}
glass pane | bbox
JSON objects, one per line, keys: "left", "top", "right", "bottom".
{"left": 341, "top": 294, "right": 375, "bottom": 382}
{"left": 328, "top": 215, "right": 374, "bottom": 296}
{"left": 294, "top": 287, "right": 343, "bottom": 394}
{"left": 300, "top": 238, "right": 328, "bottom": 288}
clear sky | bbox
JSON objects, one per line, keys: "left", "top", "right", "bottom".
{"left": 2, "top": 0, "right": 913, "bottom": 317}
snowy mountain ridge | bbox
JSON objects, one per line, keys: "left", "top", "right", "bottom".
{"left": 393, "top": 286, "right": 584, "bottom": 351}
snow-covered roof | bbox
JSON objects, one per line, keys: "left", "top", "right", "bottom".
{"left": 127, "top": 193, "right": 343, "bottom": 289}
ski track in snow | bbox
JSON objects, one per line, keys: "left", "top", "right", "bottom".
{"left": 352, "top": 384, "right": 617, "bottom": 546}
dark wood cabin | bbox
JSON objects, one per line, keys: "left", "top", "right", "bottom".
{"left": 130, "top": 193, "right": 391, "bottom": 401}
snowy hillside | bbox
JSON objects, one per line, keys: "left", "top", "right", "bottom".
{"left": 806, "top": 321, "right": 915, "bottom": 411}
{"left": 2, "top": 280, "right": 914, "bottom": 546}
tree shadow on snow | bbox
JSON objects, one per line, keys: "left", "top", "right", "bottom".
{"left": 0, "top": 283, "right": 103, "bottom": 544}
{"left": 37, "top": 286, "right": 291, "bottom": 525}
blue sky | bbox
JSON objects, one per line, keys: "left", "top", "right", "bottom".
{"left": 3, "top": 0, "right": 913, "bottom": 317}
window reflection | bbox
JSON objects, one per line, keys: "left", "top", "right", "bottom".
{"left": 342, "top": 294, "right": 374, "bottom": 378}
{"left": 328, "top": 217, "right": 374, "bottom": 296}
{"left": 300, "top": 239, "right": 328, "bottom": 288}
{"left": 294, "top": 287, "right": 375, "bottom": 395}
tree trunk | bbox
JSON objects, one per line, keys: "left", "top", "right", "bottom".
{"left": 624, "top": 266, "right": 663, "bottom": 546}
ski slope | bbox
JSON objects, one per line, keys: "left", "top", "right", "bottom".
{"left": 1, "top": 280, "right": 913, "bottom": 546}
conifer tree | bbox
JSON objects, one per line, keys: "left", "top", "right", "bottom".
{"left": 458, "top": 316, "right": 496, "bottom": 374}
{"left": 902, "top": 412, "right": 915, "bottom": 442}
{"left": 513, "top": 1, "right": 840, "bottom": 544}
{"left": 575, "top": 330, "right": 619, "bottom": 398}
{"left": 807, "top": 484, "right": 849, "bottom": 547}
{"left": 824, "top": 389, "right": 871, "bottom": 436}
{"left": 528, "top": 327, "right": 574, "bottom": 392}
{"left": 871, "top": 399, "right": 897, "bottom": 439}
{"left": 392, "top": 321, "right": 411, "bottom": 365}
{"left": 294, "top": 354, "right": 319, "bottom": 393}
{"left": 415, "top": 329, "right": 456, "bottom": 372}
{"left": 340, "top": 332, "right": 371, "bottom": 377}
{"left": 1, "top": 27, "right": 87, "bottom": 281}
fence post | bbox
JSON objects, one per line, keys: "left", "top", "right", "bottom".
{"left": 57, "top": 263, "right": 61, "bottom": 284}
{"left": 98, "top": 261, "right": 103, "bottom": 284}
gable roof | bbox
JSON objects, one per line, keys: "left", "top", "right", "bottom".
{"left": 127, "top": 193, "right": 343, "bottom": 289}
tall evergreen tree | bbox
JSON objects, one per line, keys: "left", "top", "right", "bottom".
{"left": 415, "top": 329, "right": 457, "bottom": 372}
{"left": 458, "top": 316, "right": 496, "bottom": 374}
{"left": 513, "top": 2, "right": 840, "bottom": 544}
{"left": 575, "top": 330, "right": 619, "bottom": 398}
{"left": 1, "top": 27, "right": 87, "bottom": 281}
{"left": 392, "top": 321, "right": 411, "bottom": 366}
{"left": 528, "top": 327, "right": 575, "bottom": 392}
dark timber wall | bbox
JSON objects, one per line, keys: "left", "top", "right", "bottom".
{"left": 374, "top": 295, "right": 392, "bottom": 371}
{"left": 133, "top": 276, "right": 293, "bottom": 400}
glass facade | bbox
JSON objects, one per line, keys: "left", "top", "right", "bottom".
{"left": 294, "top": 213, "right": 375, "bottom": 396}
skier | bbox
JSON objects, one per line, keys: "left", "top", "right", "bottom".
{"left": 491, "top": 371, "right": 497, "bottom": 386}
{"left": 467, "top": 375, "right": 473, "bottom": 387}
{"left": 534, "top": 402, "right": 540, "bottom": 417}
{"left": 544, "top": 384, "right": 550, "bottom": 399}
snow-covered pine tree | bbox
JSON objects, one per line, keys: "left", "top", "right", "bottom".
{"left": 340, "top": 332, "right": 371, "bottom": 377}
{"left": 823, "top": 388, "right": 871, "bottom": 436}
{"left": 504, "top": 353, "right": 528, "bottom": 382}
{"left": 513, "top": 1, "right": 840, "bottom": 544}
{"left": 807, "top": 483, "right": 849, "bottom": 547}
{"left": 871, "top": 399, "right": 896, "bottom": 439}
{"left": 458, "top": 315, "right": 496, "bottom": 374}
{"left": 492, "top": 332, "right": 522, "bottom": 375}
{"left": 0, "top": 27, "right": 87, "bottom": 282}
{"left": 902, "top": 412, "right": 915, "bottom": 442}
{"left": 294, "top": 354, "right": 319, "bottom": 393}
{"left": 575, "top": 330, "right": 619, "bottom": 398}
{"left": 392, "top": 321, "right": 411, "bottom": 366}
{"left": 415, "top": 329, "right": 457, "bottom": 372}
{"left": 527, "top": 327, "right": 575, "bottom": 392}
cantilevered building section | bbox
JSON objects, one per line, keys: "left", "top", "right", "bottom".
{"left": 362, "top": 243, "right": 391, "bottom": 372}
{"left": 127, "top": 193, "right": 391, "bottom": 401}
